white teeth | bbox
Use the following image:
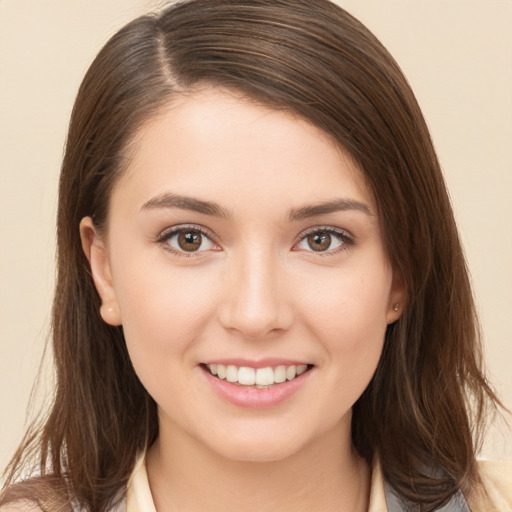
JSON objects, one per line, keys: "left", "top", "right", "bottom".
{"left": 226, "top": 365, "right": 238, "bottom": 383}
{"left": 238, "top": 366, "right": 256, "bottom": 385}
{"left": 206, "top": 363, "right": 309, "bottom": 387}
{"left": 255, "top": 367, "right": 275, "bottom": 386}
{"left": 296, "top": 364, "right": 307, "bottom": 375}
{"left": 217, "top": 364, "right": 226, "bottom": 379}
{"left": 274, "top": 365, "right": 287, "bottom": 383}
{"left": 286, "top": 366, "right": 297, "bottom": 381}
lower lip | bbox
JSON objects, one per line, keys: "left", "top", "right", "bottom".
{"left": 201, "top": 366, "right": 312, "bottom": 408}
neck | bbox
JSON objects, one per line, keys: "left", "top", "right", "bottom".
{"left": 146, "top": 417, "right": 370, "bottom": 512}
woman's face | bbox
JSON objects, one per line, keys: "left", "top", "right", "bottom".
{"left": 82, "top": 87, "right": 404, "bottom": 462}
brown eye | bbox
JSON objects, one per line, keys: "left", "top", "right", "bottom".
{"left": 178, "top": 230, "right": 203, "bottom": 251}
{"left": 164, "top": 227, "right": 216, "bottom": 254}
{"left": 295, "top": 228, "right": 349, "bottom": 254}
{"left": 307, "top": 232, "right": 332, "bottom": 252}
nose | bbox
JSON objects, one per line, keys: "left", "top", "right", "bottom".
{"left": 218, "top": 248, "right": 294, "bottom": 339}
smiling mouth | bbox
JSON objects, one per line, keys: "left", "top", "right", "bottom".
{"left": 201, "top": 363, "right": 313, "bottom": 389}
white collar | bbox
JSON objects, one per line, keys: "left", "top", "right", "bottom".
{"left": 124, "top": 452, "right": 471, "bottom": 512}
{"left": 125, "top": 453, "right": 389, "bottom": 512}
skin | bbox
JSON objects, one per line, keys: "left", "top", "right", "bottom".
{"left": 81, "top": 87, "right": 404, "bottom": 511}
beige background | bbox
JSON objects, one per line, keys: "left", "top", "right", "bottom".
{"left": 1, "top": 0, "right": 511, "bottom": 471}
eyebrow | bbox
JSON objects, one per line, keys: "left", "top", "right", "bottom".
{"left": 288, "top": 198, "right": 373, "bottom": 221}
{"left": 141, "top": 193, "right": 231, "bottom": 219}
{"left": 141, "top": 192, "right": 372, "bottom": 221}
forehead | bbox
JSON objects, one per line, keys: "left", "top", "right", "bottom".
{"left": 113, "top": 87, "right": 373, "bottom": 216}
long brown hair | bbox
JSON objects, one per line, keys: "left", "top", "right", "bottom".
{"left": 1, "top": 1, "right": 501, "bottom": 510}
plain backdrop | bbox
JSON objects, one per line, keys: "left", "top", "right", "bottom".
{"left": 1, "top": 0, "right": 511, "bottom": 471}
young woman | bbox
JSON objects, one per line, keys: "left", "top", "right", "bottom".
{"left": 1, "top": 1, "right": 510, "bottom": 511}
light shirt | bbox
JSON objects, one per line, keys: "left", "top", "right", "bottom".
{"left": 124, "top": 454, "right": 512, "bottom": 512}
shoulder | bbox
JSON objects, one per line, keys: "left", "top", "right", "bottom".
{"left": 0, "top": 501, "right": 43, "bottom": 512}
{"left": 474, "top": 459, "right": 512, "bottom": 511}
{"left": 0, "top": 476, "right": 71, "bottom": 512}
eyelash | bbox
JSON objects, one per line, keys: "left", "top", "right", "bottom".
{"left": 293, "top": 226, "right": 355, "bottom": 256}
{"left": 155, "top": 224, "right": 355, "bottom": 257}
{"left": 156, "top": 224, "right": 219, "bottom": 257}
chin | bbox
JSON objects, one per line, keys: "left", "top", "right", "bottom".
{"left": 217, "top": 444, "right": 300, "bottom": 464}
{"left": 203, "top": 429, "right": 309, "bottom": 464}
{"left": 218, "top": 421, "right": 343, "bottom": 466}
{"left": 190, "top": 407, "right": 351, "bottom": 465}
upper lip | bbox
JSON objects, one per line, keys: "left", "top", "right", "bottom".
{"left": 201, "top": 358, "right": 311, "bottom": 368}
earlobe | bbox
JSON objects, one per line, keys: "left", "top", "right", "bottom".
{"left": 79, "top": 217, "right": 122, "bottom": 326}
{"left": 386, "top": 270, "right": 406, "bottom": 325}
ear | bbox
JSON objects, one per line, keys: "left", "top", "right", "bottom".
{"left": 386, "top": 269, "right": 406, "bottom": 324}
{"left": 79, "top": 217, "right": 122, "bottom": 326}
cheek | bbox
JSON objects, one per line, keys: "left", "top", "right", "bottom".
{"left": 299, "top": 264, "right": 390, "bottom": 389}
{"left": 301, "top": 262, "right": 391, "bottom": 339}
{"left": 110, "top": 253, "right": 220, "bottom": 373}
